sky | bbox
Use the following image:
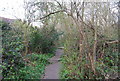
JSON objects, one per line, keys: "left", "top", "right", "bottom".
{"left": 0, "top": 0, "right": 64, "bottom": 19}
{"left": 0, "top": 0, "right": 25, "bottom": 19}
{"left": 0, "top": 0, "right": 118, "bottom": 20}
{"left": 0, "top": 0, "right": 71, "bottom": 19}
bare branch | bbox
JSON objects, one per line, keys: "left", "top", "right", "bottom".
{"left": 106, "top": 40, "right": 120, "bottom": 44}
{"left": 38, "top": 10, "right": 65, "bottom": 20}
{"left": 54, "top": 0, "right": 63, "bottom": 9}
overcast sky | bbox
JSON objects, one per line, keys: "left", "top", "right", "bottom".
{"left": 0, "top": 0, "right": 73, "bottom": 19}
{"left": 0, "top": 0, "right": 25, "bottom": 19}
{"left": 0, "top": 0, "right": 118, "bottom": 20}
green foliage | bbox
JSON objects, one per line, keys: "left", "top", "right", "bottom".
{"left": 29, "top": 30, "right": 42, "bottom": 53}
{"left": 4, "top": 53, "right": 54, "bottom": 79}
{"left": 1, "top": 20, "right": 57, "bottom": 79}
{"left": 0, "top": 21, "right": 11, "bottom": 30}
{"left": 1, "top": 20, "right": 25, "bottom": 79}
{"left": 25, "top": 53, "right": 54, "bottom": 63}
{"left": 59, "top": 17, "right": 118, "bottom": 79}
{"left": 60, "top": 38, "right": 118, "bottom": 79}
{"left": 29, "top": 25, "right": 62, "bottom": 54}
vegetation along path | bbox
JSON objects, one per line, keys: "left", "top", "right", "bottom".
{"left": 42, "top": 48, "right": 64, "bottom": 79}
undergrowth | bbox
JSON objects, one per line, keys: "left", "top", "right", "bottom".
{"left": 3, "top": 53, "right": 54, "bottom": 79}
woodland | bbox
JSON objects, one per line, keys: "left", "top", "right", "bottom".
{"left": 0, "top": 0, "right": 119, "bottom": 79}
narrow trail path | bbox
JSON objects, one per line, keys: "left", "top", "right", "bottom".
{"left": 42, "top": 49, "right": 63, "bottom": 79}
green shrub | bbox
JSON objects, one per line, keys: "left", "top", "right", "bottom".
{"left": 1, "top": 20, "right": 25, "bottom": 79}
{"left": 4, "top": 53, "right": 54, "bottom": 79}
{"left": 1, "top": 20, "right": 59, "bottom": 79}
{"left": 29, "top": 25, "right": 62, "bottom": 54}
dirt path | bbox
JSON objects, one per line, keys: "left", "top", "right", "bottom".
{"left": 42, "top": 49, "right": 63, "bottom": 79}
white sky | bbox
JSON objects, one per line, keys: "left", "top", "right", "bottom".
{"left": 0, "top": 0, "right": 25, "bottom": 19}
{"left": 0, "top": 0, "right": 118, "bottom": 20}
{"left": 0, "top": 0, "right": 70, "bottom": 19}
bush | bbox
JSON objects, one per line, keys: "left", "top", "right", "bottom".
{"left": 1, "top": 20, "right": 61, "bottom": 79}
{"left": 1, "top": 20, "right": 25, "bottom": 79}
{"left": 29, "top": 25, "right": 62, "bottom": 54}
{"left": 4, "top": 53, "right": 54, "bottom": 79}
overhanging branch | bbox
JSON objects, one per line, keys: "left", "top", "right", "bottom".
{"left": 39, "top": 10, "right": 65, "bottom": 20}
